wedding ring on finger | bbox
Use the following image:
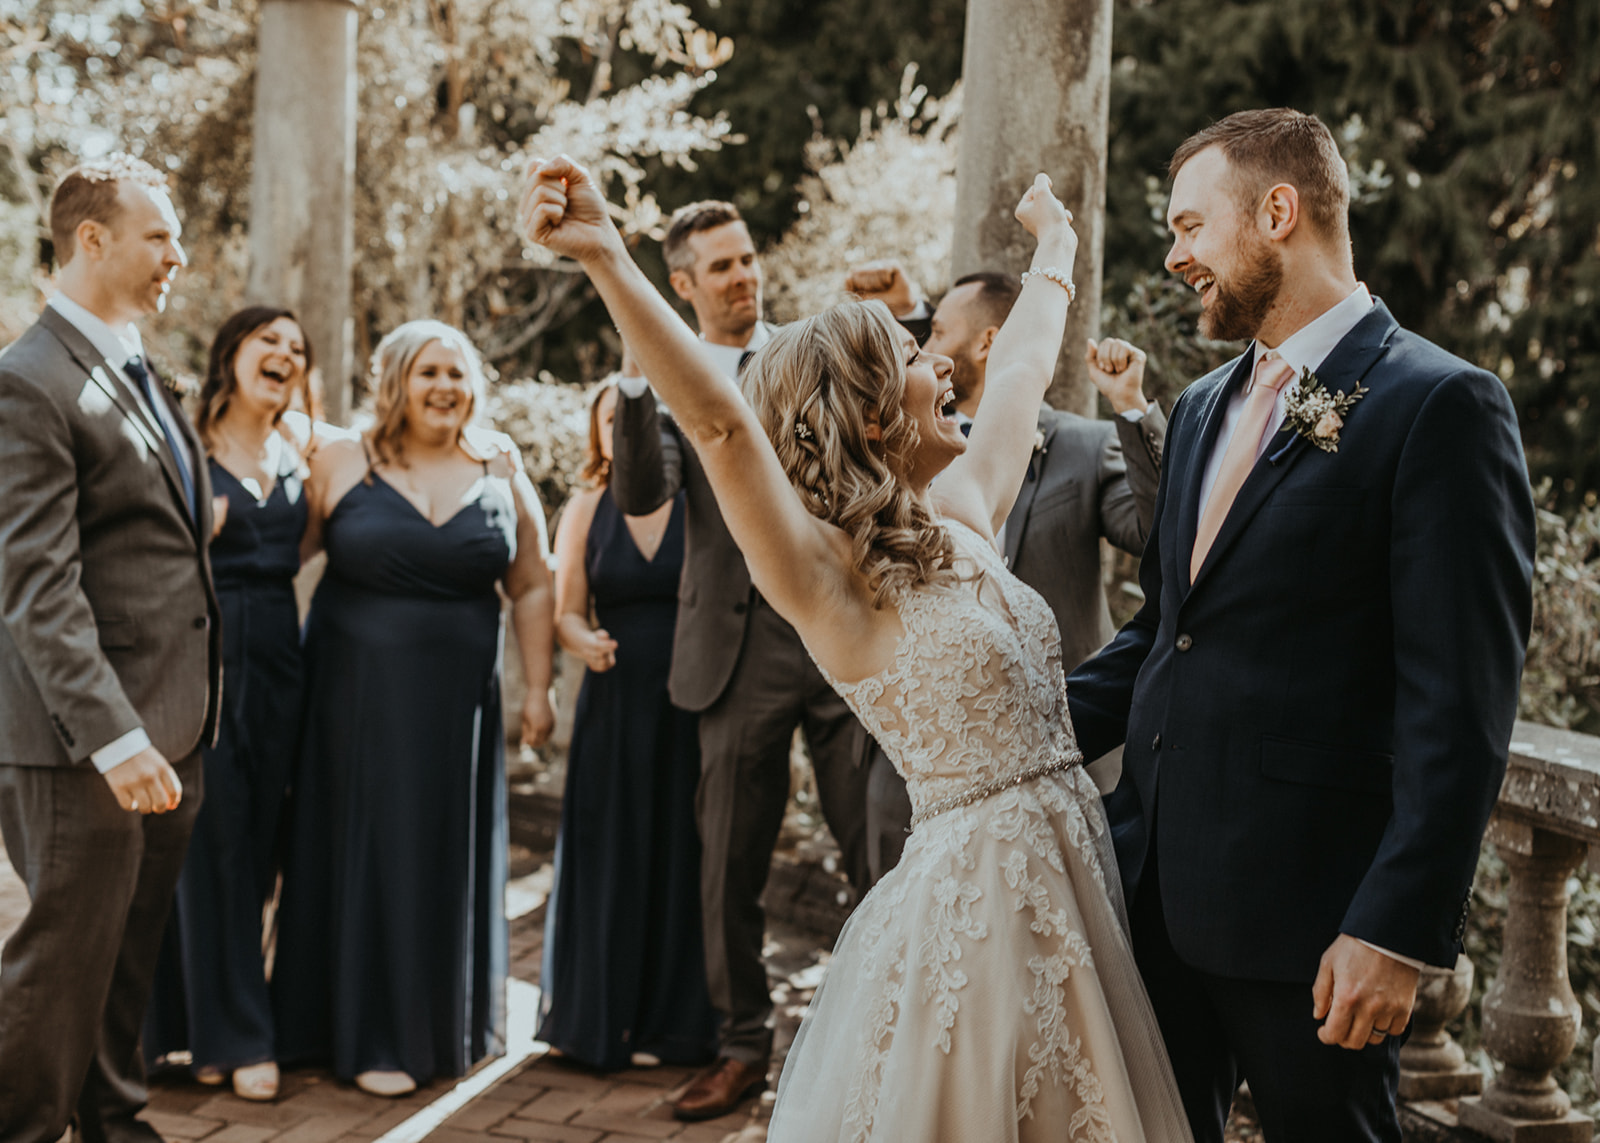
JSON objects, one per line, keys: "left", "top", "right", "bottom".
{"left": 129, "top": 799, "right": 139, "bottom": 812}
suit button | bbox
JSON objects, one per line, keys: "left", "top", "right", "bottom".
{"left": 732, "top": 602, "right": 748, "bottom": 615}
{"left": 1151, "top": 734, "right": 1162, "bottom": 751}
{"left": 193, "top": 616, "right": 208, "bottom": 630}
{"left": 1175, "top": 633, "right": 1193, "bottom": 652}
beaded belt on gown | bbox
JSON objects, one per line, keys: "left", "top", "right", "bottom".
{"left": 908, "top": 745, "right": 1086, "bottom": 828}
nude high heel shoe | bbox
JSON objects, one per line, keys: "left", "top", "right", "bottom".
{"left": 232, "top": 1062, "right": 280, "bottom": 1102}
{"left": 356, "top": 1070, "right": 417, "bottom": 1098}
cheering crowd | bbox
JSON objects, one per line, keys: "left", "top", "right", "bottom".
{"left": 3, "top": 105, "right": 1534, "bottom": 1143}
{"left": 0, "top": 153, "right": 1156, "bottom": 1138}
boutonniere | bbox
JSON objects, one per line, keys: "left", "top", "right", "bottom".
{"left": 1281, "top": 367, "right": 1368, "bottom": 453}
{"left": 1027, "top": 429, "right": 1047, "bottom": 481}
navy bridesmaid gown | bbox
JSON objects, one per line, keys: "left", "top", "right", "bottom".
{"left": 273, "top": 463, "right": 514, "bottom": 1082}
{"left": 144, "top": 453, "right": 307, "bottom": 1072}
{"left": 538, "top": 488, "right": 717, "bottom": 1070}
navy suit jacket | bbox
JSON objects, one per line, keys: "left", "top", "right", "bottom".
{"left": 1067, "top": 302, "right": 1535, "bottom": 982}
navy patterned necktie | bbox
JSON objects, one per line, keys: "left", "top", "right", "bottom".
{"left": 124, "top": 355, "right": 196, "bottom": 515}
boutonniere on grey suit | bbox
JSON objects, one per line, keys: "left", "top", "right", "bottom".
{"left": 1282, "top": 367, "right": 1369, "bottom": 452}
{"left": 1026, "top": 429, "right": 1047, "bottom": 481}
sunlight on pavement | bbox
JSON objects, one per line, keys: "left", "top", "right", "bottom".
{"left": 371, "top": 977, "right": 546, "bottom": 1143}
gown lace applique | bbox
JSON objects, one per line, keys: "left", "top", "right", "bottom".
{"left": 768, "top": 521, "right": 1193, "bottom": 1143}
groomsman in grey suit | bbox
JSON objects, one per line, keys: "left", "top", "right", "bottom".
{"left": 0, "top": 156, "right": 219, "bottom": 1143}
{"left": 612, "top": 201, "right": 881, "bottom": 1121}
{"left": 851, "top": 267, "right": 1166, "bottom": 875}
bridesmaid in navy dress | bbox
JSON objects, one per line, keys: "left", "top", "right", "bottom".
{"left": 539, "top": 380, "right": 716, "bottom": 1070}
{"left": 273, "top": 320, "right": 555, "bottom": 1097}
{"left": 144, "top": 307, "right": 321, "bottom": 1102}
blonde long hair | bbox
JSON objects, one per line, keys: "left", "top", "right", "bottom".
{"left": 366, "top": 320, "right": 487, "bottom": 468}
{"left": 744, "top": 300, "right": 958, "bottom": 606}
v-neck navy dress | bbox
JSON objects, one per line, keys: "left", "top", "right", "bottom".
{"left": 537, "top": 488, "right": 716, "bottom": 1069}
{"left": 273, "top": 468, "right": 514, "bottom": 1083}
{"left": 144, "top": 456, "right": 307, "bottom": 1073}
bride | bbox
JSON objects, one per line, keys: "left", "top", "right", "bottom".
{"left": 519, "top": 157, "right": 1192, "bottom": 1142}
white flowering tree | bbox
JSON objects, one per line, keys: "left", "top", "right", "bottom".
{"left": 762, "top": 68, "right": 959, "bottom": 324}
{"left": 0, "top": 0, "right": 738, "bottom": 387}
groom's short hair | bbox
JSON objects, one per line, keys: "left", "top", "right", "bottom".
{"left": 1170, "top": 109, "right": 1350, "bottom": 240}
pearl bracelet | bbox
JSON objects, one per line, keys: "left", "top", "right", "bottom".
{"left": 1020, "top": 266, "right": 1076, "bottom": 302}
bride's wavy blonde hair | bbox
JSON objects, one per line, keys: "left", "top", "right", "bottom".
{"left": 744, "top": 300, "right": 959, "bottom": 606}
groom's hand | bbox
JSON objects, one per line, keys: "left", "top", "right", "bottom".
{"left": 1312, "top": 934, "right": 1420, "bottom": 1050}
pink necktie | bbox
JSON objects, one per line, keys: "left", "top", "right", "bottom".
{"left": 1190, "top": 352, "right": 1296, "bottom": 582}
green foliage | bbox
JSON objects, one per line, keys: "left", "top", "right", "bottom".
{"left": 1106, "top": 0, "right": 1600, "bottom": 505}
{"left": 1522, "top": 480, "right": 1600, "bottom": 734}
{"left": 648, "top": 0, "right": 968, "bottom": 244}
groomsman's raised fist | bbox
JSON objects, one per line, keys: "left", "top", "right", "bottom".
{"left": 1085, "top": 337, "right": 1151, "bottom": 416}
{"left": 844, "top": 261, "right": 919, "bottom": 319}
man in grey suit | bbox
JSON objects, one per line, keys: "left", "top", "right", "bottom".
{"left": 612, "top": 200, "right": 893, "bottom": 1121}
{"left": 853, "top": 269, "right": 1167, "bottom": 876}
{"left": 0, "top": 155, "right": 220, "bottom": 1143}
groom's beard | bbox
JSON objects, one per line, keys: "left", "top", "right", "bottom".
{"left": 1196, "top": 235, "right": 1284, "bottom": 342}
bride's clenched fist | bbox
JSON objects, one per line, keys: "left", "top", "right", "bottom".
{"left": 1014, "top": 173, "right": 1075, "bottom": 247}
{"left": 518, "top": 156, "right": 622, "bottom": 265}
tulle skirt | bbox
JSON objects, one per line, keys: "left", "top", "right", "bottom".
{"left": 768, "top": 764, "right": 1193, "bottom": 1143}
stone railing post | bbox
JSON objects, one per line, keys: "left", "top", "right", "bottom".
{"left": 1457, "top": 818, "right": 1591, "bottom": 1142}
{"left": 1398, "top": 954, "right": 1481, "bottom": 1100}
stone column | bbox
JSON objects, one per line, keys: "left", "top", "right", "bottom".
{"left": 247, "top": 0, "right": 358, "bottom": 425}
{"left": 952, "top": 0, "right": 1113, "bottom": 416}
{"left": 1458, "top": 819, "right": 1592, "bottom": 1143}
{"left": 1398, "top": 954, "right": 1482, "bottom": 1099}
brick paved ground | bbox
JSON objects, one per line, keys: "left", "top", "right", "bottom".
{"left": 2, "top": 835, "right": 1260, "bottom": 1143}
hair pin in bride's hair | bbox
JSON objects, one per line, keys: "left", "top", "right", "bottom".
{"left": 794, "top": 420, "right": 815, "bottom": 441}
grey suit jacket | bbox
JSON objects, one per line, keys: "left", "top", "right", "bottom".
{"left": 0, "top": 307, "right": 220, "bottom": 767}
{"left": 611, "top": 387, "right": 754, "bottom": 713}
{"left": 1004, "top": 405, "right": 1166, "bottom": 670}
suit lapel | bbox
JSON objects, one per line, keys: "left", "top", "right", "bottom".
{"left": 1177, "top": 352, "right": 1253, "bottom": 594}
{"left": 1003, "top": 411, "right": 1058, "bottom": 566}
{"left": 39, "top": 307, "right": 200, "bottom": 538}
{"left": 1189, "top": 303, "right": 1400, "bottom": 593}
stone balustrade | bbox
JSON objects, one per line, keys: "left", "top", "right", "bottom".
{"left": 1401, "top": 720, "right": 1600, "bottom": 1142}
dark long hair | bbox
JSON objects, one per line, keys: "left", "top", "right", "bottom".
{"left": 196, "top": 306, "right": 314, "bottom": 452}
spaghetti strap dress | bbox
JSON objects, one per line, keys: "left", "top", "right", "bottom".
{"left": 537, "top": 488, "right": 716, "bottom": 1069}
{"left": 273, "top": 460, "right": 514, "bottom": 1083}
{"left": 144, "top": 453, "right": 307, "bottom": 1073}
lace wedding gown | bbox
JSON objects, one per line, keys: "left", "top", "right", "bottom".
{"left": 768, "top": 521, "right": 1193, "bottom": 1143}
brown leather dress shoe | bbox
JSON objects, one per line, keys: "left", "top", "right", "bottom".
{"left": 671, "top": 1056, "right": 768, "bottom": 1121}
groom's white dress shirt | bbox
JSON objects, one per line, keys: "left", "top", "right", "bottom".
{"left": 46, "top": 291, "right": 186, "bottom": 775}
{"left": 1193, "top": 283, "right": 1425, "bottom": 971}
{"left": 1196, "top": 284, "right": 1373, "bottom": 518}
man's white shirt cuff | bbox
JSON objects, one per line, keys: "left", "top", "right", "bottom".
{"left": 91, "top": 728, "right": 151, "bottom": 773}
{"left": 616, "top": 375, "right": 651, "bottom": 399}
{"left": 1356, "top": 938, "right": 1426, "bottom": 972}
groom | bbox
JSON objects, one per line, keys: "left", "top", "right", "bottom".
{"left": 1067, "top": 109, "right": 1534, "bottom": 1141}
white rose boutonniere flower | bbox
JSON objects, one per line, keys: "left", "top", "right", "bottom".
{"left": 1281, "top": 368, "right": 1369, "bottom": 453}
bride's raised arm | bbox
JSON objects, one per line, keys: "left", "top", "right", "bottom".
{"left": 933, "top": 175, "right": 1079, "bottom": 537}
{"left": 518, "top": 156, "right": 869, "bottom": 636}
